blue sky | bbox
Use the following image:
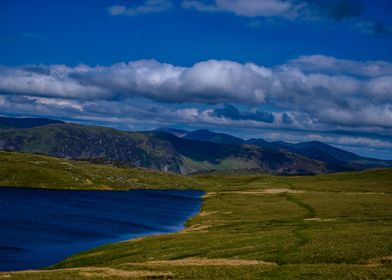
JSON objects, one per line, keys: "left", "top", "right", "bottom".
{"left": 0, "top": 0, "right": 392, "bottom": 159}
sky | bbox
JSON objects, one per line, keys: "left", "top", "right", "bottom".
{"left": 0, "top": 0, "right": 392, "bottom": 159}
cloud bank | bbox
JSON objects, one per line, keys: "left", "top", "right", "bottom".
{"left": 108, "top": 0, "right": 389, "bottom": 37}
{"left": 1, "top": 55, "right": 391, "bottom": 158}
{"left": 108, "top": 0, "right": 366, "bottom": 21}
{"left": 108, "top": 0, "right": 173, "bottom": 16}
{"left": 1, "top": 56, "right": 392, "bottom": 128}
{"left": 182, "top": 0, "right": 364, "bottom": 20}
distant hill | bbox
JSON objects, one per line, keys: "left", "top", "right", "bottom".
{"left": 158, "top": 126, "right": 392, "bottom": 171}
{"left": 246, "top": 139, "right": 358, "bottom": 163}
{"left": 246, "top": 139, "right": 392, "bottom": 170}
{"left": 0, "top": 121, "right": 327, "bottom": 175}
{"left": 0, "top": 117, "right": 390, "bottom": 174}
{"left": 155, "top": 128, "right": 189, "bottom": 137}
{"left": 183, "top": 129, "right": 244, "bottom": 145}
{"left": 0, "top": 117, "right": 64, "bottom": 129}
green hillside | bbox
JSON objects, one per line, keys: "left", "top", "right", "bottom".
{"left": 0, "top": 151, "right": 391, "bottom": 279}
{"left": 0, "top": 123, "right": 331, "bottom": 175}
{"left": 0, "top": 151, "right": 198, "bottom": 190}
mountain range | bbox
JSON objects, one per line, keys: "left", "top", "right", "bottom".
{"left": 157, "top": 128, "right": 391, "bottom": 171}
{"left": 0, "top": 117, "right": 390, "bottom": 175}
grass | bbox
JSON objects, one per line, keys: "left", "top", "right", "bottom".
{"left": 0, "top": 151, "right": 391, "bottom": 279}
{"left": 0, "top": 151, "right": 199, "bottom": 190}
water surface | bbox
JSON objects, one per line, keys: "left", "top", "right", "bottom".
{"left": 0, "top": 187, "right": 203, "bottom": 271}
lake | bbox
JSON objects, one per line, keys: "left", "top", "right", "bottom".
{"left": 0, "top": 187, "right": 203, "bottom": 271}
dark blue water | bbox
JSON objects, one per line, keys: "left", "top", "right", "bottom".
{"left": 0, "top": 187, "right": 203, "bottom": 272}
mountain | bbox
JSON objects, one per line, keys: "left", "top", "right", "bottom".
{"left": 0, "top": 121, "right": 327, "bottom": 175}
{"left": 155, "top": 128, "right": 189, "bottom": 137}
{"left": 245, "top": 139, "right": 392, "bottom": 170}
{"left": 282, "top": 141, "right": 360, "bottom": 162}
{"left": 0, "top": 117, "right": 389, "bottom": 174}
{"left": 183, "top": 129, "right": 244, "bottom": 145}
{"left": 0, "top": 117, "right": 64, "bottom": 129}
{"left": 246, "top": 139, "right": 357, "bottom": 163}
{"left": 161, "top": 127, "right": 391, "bottom": 171}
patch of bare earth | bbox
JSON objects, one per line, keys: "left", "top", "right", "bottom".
{"left": 304, "top": 218, "right": 336, "bottom": 222}
{"left": 181, "top": 224, "right": 211, "bottom": 233}
{"left": 364, "top": 256, "right": 392, "bottom": 267}
{"left": 224, "top": 188, "right": 304, "bottom": 195}
{"left": 97, "top": 185, "right": 114, "bottom": 190}
{"left": 127, "top": 258, "right": 276, "bottom": 267}
{"left": 198, "top": 211, "right": 217, "bottom": 217}
{"left": 203, "top": 192, "right": 216, "bottom": 198}
{"left": 344, "top": 192, "right": 388, "bottom": 195}
{"left": 4, "top": 267, "right": 173, "bottom": 279}
{"left": 78, "top": 268, "right": 173, "bottom": 278}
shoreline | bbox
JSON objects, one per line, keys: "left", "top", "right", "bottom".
{"left": 0, "top": 187, "right": 204, "bottom": 273}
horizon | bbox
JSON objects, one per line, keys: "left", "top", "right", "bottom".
{"left": 1, "top": 114, "right": 389, "bottom": 160}
{"left": 1, "top": 0, "right": 392, "bottom": 159}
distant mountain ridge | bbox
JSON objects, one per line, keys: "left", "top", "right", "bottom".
{"left": 0, "top": 118, "right": 391, "bottom": 174}
{"left": 183, "top": 129, "right": 244, "bottom": 145}
{"left": 157, "top": 127, "right": 392, "bottom": 170}
{"left": 0, "top": 120, "right": 327, "bottom": 175}
{"left": 0, "top": 117, "right": 64, "bottom": 129}
{"left": 155, "top": 128, "right": 189, "bottom": 137}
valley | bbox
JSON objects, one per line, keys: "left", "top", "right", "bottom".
{"left": 0, "top": 151, "right": 391, "bottom": 279}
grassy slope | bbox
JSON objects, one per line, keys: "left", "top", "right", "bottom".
{"left": 0, "top": 124, "right": 330, "bottom": 175}
{"left": 0, "top": 151, "right": 391, "bottom": 279}
{"left": 0, "top": 151, "right": 198, "bottom": 190}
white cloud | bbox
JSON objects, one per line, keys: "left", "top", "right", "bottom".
{"left": 1, "top": 92, "right": 391, "bottom": 159}
{"left": 319, "top": 105, "right": 392, "bottom": 128}
{"left": 108, "top": 5, "right": 127, "bottom": 16}
{"left": 366, "top": 76, "right": 392, "bottom": 100}
{"left": 182, "top": 0, "right": 301, "bottom": 18}
{"left": 0, "top": 65, "right": 109, "bottom": 99}
{"left": 1, "top": 55, "right": 392, "bottom": 130}
{"left": 181, "top": 0, "right": 364, "bottom": 20}
{"left": 32, "top": 97, "right": 84, "bottom": 111}
{"left": 289, "top": 55, "right": 392, "bottom": 78}
{"left": 108, "top": 0, "right": 173, "bottom": 16}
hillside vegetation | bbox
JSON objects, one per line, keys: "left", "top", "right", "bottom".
{"left": 0, "top": 151, "right": 391, "bottom": 279}
{"left": 0, "top": 123, "right": 329, "bottom": 175}
{"left": 1, "top": 117, "right": 391, "bottom": 176}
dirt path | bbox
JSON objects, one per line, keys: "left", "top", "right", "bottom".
{"left": 125, "top": 258, "right": 276, "bottom": 267}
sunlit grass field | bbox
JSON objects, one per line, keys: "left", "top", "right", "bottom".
{"left": 0, "top": 151, "right": 391, "bottom": 279}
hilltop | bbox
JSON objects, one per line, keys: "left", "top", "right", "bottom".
{"left": 0, "top": 117, "right": 390, "bottom": 176}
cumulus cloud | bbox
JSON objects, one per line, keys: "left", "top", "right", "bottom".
{"left": 0, "top": 65, "right": 110, "bottom": 99}
{"left": 182, "top": 0, "right": 300, "bottom": 18}
{"left": 318, "top": 105, "right": 392, "bottom": 128}
{"left": 108, "top": 0, "right": 173, "bottom": 16}
{"left": 0, "top": 60, "right": 272, "bottom": 104}
{"left": 1, "top": 55, "right": 392, "bottom": 132}
{"left": 288, "top": 55, "right": 392, "bottom": 78}
{"left": 1, "top": 91, "right": 391, "bottom": 159}
{"left": 181, "top": 0, "right": 364, "bottom": 20}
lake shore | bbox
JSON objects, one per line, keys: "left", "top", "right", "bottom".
{"left": 0, "top": 187, "right": 203, "bottom": 272}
